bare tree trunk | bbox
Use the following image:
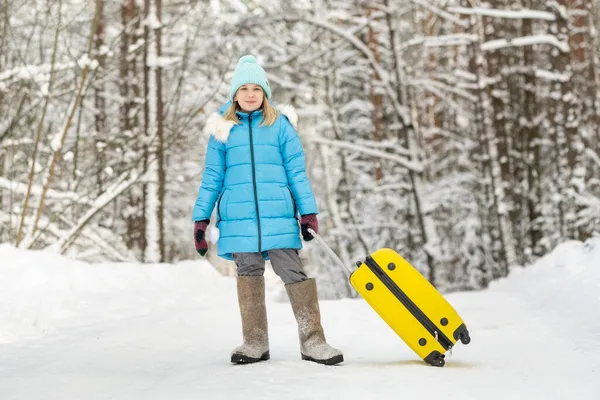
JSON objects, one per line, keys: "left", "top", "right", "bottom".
{"left": 0, "top": 0, "right": 7, "bottom": 214}
{"left": 521, "top": 14, "right": 545, "bottom": 260}
{"left": 572, "top": 0, "right": 600, "bottom": 240}
{"left": 155, "top": 0, "right": 166, "bottom": 262}
{"left": 504, "top": 15, "right": 527, "bottom": 264}
{"left": 367, "top": 6, "right": 383, "bottom": 182}
{"left": 93, "top": 0, "right": 106, "bottom": 194}
{"left": 588, "top": 0, "right": 600, "bottom": 141}
{"left": 460, "top": 2, "right": 514, "bottom": 278}
{"left": 15, "top": 0, "right": 62, "bottom": 247}
{"left": 143, "top": 0, "right": 165, "bottom": 263}
{"left": 587, "top": 0, "right": 600, "bottom": 197}
{"left": 469, "top": 37, "right": 509, "bottom": 279}
{"left": 141, "top": 0, "right": 151, "bottom": 262}
{"left": 121, "top": 0, "right": 146, "bottom": 258}
{"left": 72, "top": 92, "right": 84, "bottom": 184}
{"left": 561, "top": 1, "right": 583, "bottom": 239}
{"left": 547, "top": 4, "right": 576, "bottom": 242}
{"left": 0, "top": 0, "right": 7, "bottom": 111}
{"left": 483, "top": 12, "right": 516, "bottom": 272}
{"left": 420, "top": 8, "right": 438, "bottom": 184}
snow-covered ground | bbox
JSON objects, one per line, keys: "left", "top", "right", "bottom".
{"left": 0, "top": 239, "right": 599, "bottom": 400}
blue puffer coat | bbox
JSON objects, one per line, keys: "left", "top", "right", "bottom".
{"left": 192, "top": 103, "right": 318, "bottom": 260}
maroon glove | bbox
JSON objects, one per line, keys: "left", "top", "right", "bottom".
{"left": 194, "top": 219, "right": 210, "bottom": 256}
{"left": 300, "top": 214, "right": 318, "bottom": 241}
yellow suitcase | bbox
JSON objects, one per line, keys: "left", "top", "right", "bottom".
{"left": 310, "top": 230, "right": 470, "bottom": 367}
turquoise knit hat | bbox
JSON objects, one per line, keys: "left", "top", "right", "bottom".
{"left": 229, "top": 55, "right": 272, "bottom": 101}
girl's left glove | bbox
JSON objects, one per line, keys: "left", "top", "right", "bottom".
{"left": 300, "top": 214, "right": 318, "bottom": 241}
{"left": 194, "top": 219, "right": 210, "bottom": 256}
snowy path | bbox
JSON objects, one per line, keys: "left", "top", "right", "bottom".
{"left": 0, "top": 242, "right": 599, "bottom": 399}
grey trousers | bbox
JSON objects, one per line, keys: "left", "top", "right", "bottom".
{"left": 232, "top": 249, "right": 308, "bottom": 285}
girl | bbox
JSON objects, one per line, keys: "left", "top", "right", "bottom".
{"left": 192, "top": 55, "right": 343, "bottom": 366}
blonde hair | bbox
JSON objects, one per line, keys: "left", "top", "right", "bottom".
{"left": 223, "top": 94, "right": 278, "bottom": 127}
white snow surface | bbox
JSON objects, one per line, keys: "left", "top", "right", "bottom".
{"left": 1, "top": 239, "right": 599, "bottom": 399}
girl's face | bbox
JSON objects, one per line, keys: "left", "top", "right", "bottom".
{"left": 235, "top": 84, "right": 264, "bottom": 113}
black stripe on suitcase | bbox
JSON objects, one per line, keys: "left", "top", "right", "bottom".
{"left": 363, "top": 256, "right": 454, "bottom": 350}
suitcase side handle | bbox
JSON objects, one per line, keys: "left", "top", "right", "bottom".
{"left": 307, "top": 228, "right": 354, "bottom": 279}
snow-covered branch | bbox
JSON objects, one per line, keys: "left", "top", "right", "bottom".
{"left": 1, "top": 210, "right": 135, "bottom": 262}
{"left": 353, "top": 139, "right": 411, "bottom": 156}
{"left": 0, "top": 177, "right": 93, "bottom": 205}
{"left": 266, "top": 11, "right": 385, "bottom": 69}
{"left": 410, "top": 79, "right": 479, "bottom": 102}
{"left": 398, "top": 34, "right": 478, "bottom": 50}
{"left": 371, "top": 182, "right": 413, "bottom": 193}
{"left": 0, "top": 62, "right": 76, "bottom": 83}
{"left": 422, "top": 33, "right": 478, "bottom": 47}
{"left": 0, "top": 138, "right": 35, "bottom": 149}
{"left": 535, "top": 69, "right": 571, "bottom": 82}
{"left": 423, "top": 127, "right": 475, "bottom": 147}
{"left": 572, "top": 192, "right": 600, "bottom": 220}
{"left": 311, "top": 137, "right": 423, "bottom": 172}
{"left": 481, "top": 35, "right": 570, "bottom": 52}
{"left": 586, "top": 149, "right": 600, "bottom": 169}
{"left": 57, "top": 169, "right": 142, "bottom": 254}
{"left": 448, "top": 7, "right": 556, "bottom": 21}
{"left": 410, "top": 0, "right": 470, "bottom": 28}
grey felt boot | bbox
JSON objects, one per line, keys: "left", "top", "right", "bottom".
{"left": 231, "top": 276, "right": 270, "bottom": 364}
{"left": 286, "top": 278, "right": 344, "bottom": 365}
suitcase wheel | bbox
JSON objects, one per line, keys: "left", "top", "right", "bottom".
{"left": 459, "top": 333, "right": 471, "bottom": 345}
{"left": 453, "top": 324, "right": 471, "bottom": 345}
{"left": 424, "top": 351, "right": 445, "bottom": 367}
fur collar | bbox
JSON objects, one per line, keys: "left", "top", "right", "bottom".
{"left": 203, "top": 105, "right": 299, "bottom": 143}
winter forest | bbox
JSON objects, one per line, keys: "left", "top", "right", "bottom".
{"left": 1, "top": 0, "right": 599, "bottom": 296}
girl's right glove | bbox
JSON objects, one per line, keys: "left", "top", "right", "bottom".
{"left": 194, "top": 219, "right": 210, "bottom": 256}
{"left": 300, "top": 214, "right": 318, "bottom": 241}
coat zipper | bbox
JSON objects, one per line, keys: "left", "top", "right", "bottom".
{"left": 248, "top": 114, "right": 262, "bottom": 252}
{"left": 364, "top": 256, "right": 453, "bottom": 350}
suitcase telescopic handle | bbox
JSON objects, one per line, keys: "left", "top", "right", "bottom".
{"left": 307, "top": 228, "right": 354, "bottom": 279}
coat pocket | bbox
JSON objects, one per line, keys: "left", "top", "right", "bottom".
{"left": 285, "top": 186, "right": 298, "bottom": 219}
{"left": 216, "top": 191, "right": 225, "bottom": 225}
